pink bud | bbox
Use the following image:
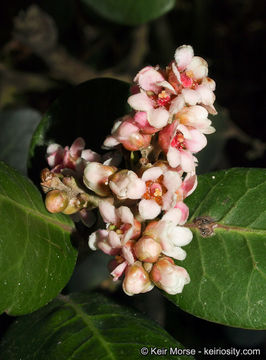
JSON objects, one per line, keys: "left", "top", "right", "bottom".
{"left": 122, "top": 261, "right": 154, "bottom": 296}
{"left": 83, "top": 162, "right": 117, "bottom": 196}
{"left": 134, "top": 236, "right": 162, "bottom": 263}
{"left": 151, "top": 257, "right": 190, "bottom": 295}
{"left": 133, "top": 111, "right": 159, "bottom": 135}
{"left": 121, "top": 132, "right": 152, "bottom": 151}
{"left": 186, "top": 56, "right": 208, "bottom": 80}
{"left": 174, "top": 45, "right": 194, "bottom": 70}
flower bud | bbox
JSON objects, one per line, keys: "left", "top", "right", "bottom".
{"left": 45, "top": 190, "right": 69, "bottom": 213}
{"left": 116, "top": 119, "right": 152, "bottom": 151}
{"left": 122, "top": 261, "right": 154, "bottom": 296}
{"left": 134, "top": 236, "right": 162, "bottom": 263}
{"left": 150, "top": 257, "right": 190, "bottom": 295}
{"left": 83, "top": 162, "right": 117, "bottom": 197}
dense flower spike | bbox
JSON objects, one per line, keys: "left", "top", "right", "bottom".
{"left": 40, "top": 44, "right": 217, "bottom": 296}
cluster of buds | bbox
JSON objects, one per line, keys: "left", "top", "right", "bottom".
{"left": 41, "top": 45, "right": 217, "bottom": 296}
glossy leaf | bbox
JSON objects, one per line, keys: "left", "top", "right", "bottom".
{"left": 28, "top": 78, "right": 130, "bottom": 185}
{"left": 81, "top": 0, "right": 176, "bottom": 25}
{"left": 166, "top": 168, "right": 266, "bottom": 329}
{"left": 0, "top": 292, "right": 193, "bottom": 360}
{"left": 0, "top": 162, "right": 77, "bottom": 315}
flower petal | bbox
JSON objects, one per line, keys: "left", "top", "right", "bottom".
{"left": 117, "top": 206, "right": 134, "bottom": 225}
{"left": 162, "top": 245, "right": 187, "bottom": 261}
{"left": 182, "top": 88, "right": 201, "bottom": 105}
{"left": 111, "top": 261, "right": 128, "bottom": 281}
{"left": 134, "top": 66, "right": 165, "bottom": 93}
{"left": 196, "top": 84, "right": 216, "bottom": 107}
{"left": 128, "top": 93, "right": 153, "bottom": 111}
{"left": 181, "top": 172, "right": 198, "bottom": 197}
{"left": 99, "top": 200, "right": 118, "bottom": 225}
{"left": 162, "top": 208, "right": 182, "bottom": 225}
{"left": 126, "top": 178, "right": 146, "bottom": 199}
{"left": 185, "top": 129, "right": 207, "bottom": 153}
{"left": 88, "top": 229, "right": 108, "bottom": 250}
{"left": 169, "top": 95, "right": 185, "bottom": 115}
{"left": 142, "top": 166, "right": 163, "bottom": 181}
{"left": 169, "top": 226, "right": 193, "bottom": 246}
{"left": 174, "top": 45, "right": 194, "bottom": 70}
{"left": 174, "top": 201, "right": 189, "bottom": 224}
{"left": 156, "top": 80, "right": 176, "bottom": 94}
{"left": 163, "top": 171, "right": 182, "bottom": 191}
{"left": 108, "top": 230, "right": 121, "bottom": 248}
{"left": 81, "top": 149, "right": 101, "bottom": 162}
{"left": 139, "top": 199, "right": 161, "bottom": 220}
{"left": 176, "top": 123, "right": 192, "bottom": 139}
{"left": 171, "top": 62, "right": 181, "bottom": 83}
{"left": 186, "top": 56, "right": 208, "bottom": 80}
{"left": 148, "top": 108, "right": 169, "bottom": 128}
{"left": 180, "top": 150, "right": 196, "bottom": 172}
{"left": 151, "top": 257, "right": 190, "bottom": 294}
{"left": 122, "top": 246, "right": 135, "bottom": 265}
{"left": 167, "top": 147, "right": 181, "bottom": 168}
{"left": 70, "top": 137, "right": 85, "bottom": 157}
{"left": 103, "top": 136, "right": 120, "bottom": 148}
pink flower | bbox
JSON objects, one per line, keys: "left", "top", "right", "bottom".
{"left": 47, "top": 137, "right": 121, "bottom": 175}
{"left": 88, "top": 201, "right": 141, "bottom": 280}
{"left": 133, "top": 111, "right": 160, "bottom": 135}
{"left": 150, "top": 256, "right": 190, "bottom": 295}
{"left": 128, "top": 66, "right": 175, "bottom": 129}
{"left": 159, "top": 121, "right": 207, "bottom": 171}
{"left": 107, "top": 164, "right": 194, "bottom": 221}
{"left": 171, "top": 45, "right": 217, "bottom": 115}
{"left": 127, "top": 45, "right": 216, "bottom": 131}
{"left": 103, "top": 115, "right": 152, "bottom": 151}
{"left": 47, "top": 137, "right": 87, "bottom": 173}
{"left": 144, "top": 209, "right": 193, "bottom": 260}
{"left": 176, "top": 105, "right": 215, "bottom": 134}
{"left": 138, "top": 165, "right": 183, "bottom": 220}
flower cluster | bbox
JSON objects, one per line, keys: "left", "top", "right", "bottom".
{"left": 41, "top": 45, "right": 217, "bottom": 296}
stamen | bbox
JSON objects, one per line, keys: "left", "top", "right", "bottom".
{"left": 170, "top": 132, "right": 185, "bottom": 150}
{"left": 157, "top": 90, "right": 171, "bottom": 107}
{"left": 143, "top": 176, "right": 167, "bottom": 205}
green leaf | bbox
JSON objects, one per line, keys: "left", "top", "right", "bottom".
{"left": 0, "top": 162, "right": 77, "bottom": 316}
{"left": 0, "top": 292, "right": 193, "bottom": 360}
{"left": 0, "top": 108, "right": 41, "bottom": 175}
{"left": 166, "top": 168, "right": 266, "bottom": 329}
{"left": 28, "top": 78, "right": 130, "bottom": 185}
{"left": 81, "top": 0, "right": 176, "bottom": 26}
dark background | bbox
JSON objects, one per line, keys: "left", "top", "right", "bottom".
{"left": 0, "top": 0, "right": 265, "bottom": 358}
